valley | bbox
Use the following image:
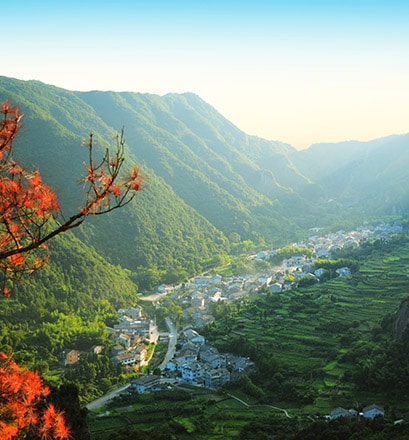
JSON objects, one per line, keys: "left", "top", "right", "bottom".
{"left": 86, "top": 220, "right": 409, "bottom": 439}
{"left": 1, "top": 76, "right": 409, "bottom": 439}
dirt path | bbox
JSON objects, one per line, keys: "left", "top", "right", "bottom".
{"left": 227, "top": 393, "right": 292, "bottom": 418}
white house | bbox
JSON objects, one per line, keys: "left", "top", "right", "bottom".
{"left": 362, "top": 404, "right": 384, "bottom": 419}
{"left": 114, "top": 333, "right": 131, "bottom": 349}
{"left": 209, "top": 290, "right": 223, "bottom": 302}
{"left": 204, "top": 354, "right": 226, "bottom": 369}
{"left": 130, "top": 375, "right": 160, "bottom": 394}
{"left": 133, "top": 345, "right": 147, "bottom": 363}
{"left": 328, "top": 407, "right": 358, "bottom": 419}
{"left": 175, "top": 351, "right": 197, "bottom": 366}
{"left": 256, "top": 251, "right": 269, "bottom": 260}
{"left": 181, "top": 362, "right": 203, "bottom": 383}
{"left": 203, "top": 368, "right": 230, "bottom": 389}
{"left": 336, "top": 267, "right": 351, "bottom": 277}
{"left": 268, "top": 283, "right": 282, "bottom": 293}
{"left": 191, "top": 295, "right": 205, "bottom": 309}
{"left": 314, "top": 268, "right": 326, "bottom": 278}
{"left": 258, "top": 275, "right": 272, "bottom": 286}
{"left": 184, "top": 328, "right": 205, "bottom": 345}
{"left": 199, "top": 345, "right": 220, "bottom": 363}
{"left": 165, "top": 359, "right": 180, "bottom": 372}
{"left": 194, "top": 274, "right": 222, "bottom": 287}
{"left": 112, "top": 352, "right": 137, "bottom": 366}
{"left": 328, "top": 407, "right": 351, "bottom": 419}
{"left": 118, "top": 306, "right": 141, "bottom": 320}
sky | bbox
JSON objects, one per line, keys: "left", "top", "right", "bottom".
{"left": 3, "top": 0, "right": 409, "bottom": 149}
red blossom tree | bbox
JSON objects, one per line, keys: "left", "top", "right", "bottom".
{"left": 0, "top": 352, "right": 70, "bottom": 439}
{"left": 0, "top": 101, "right": 142, "bottom": 439}
{"left": 0, "top": 101, "right": 141, "bottom": 295}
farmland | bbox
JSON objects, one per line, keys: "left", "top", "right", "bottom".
{"left": 88, "top": 234, "right": 409, "bottom": 439}
{"left": 204, "top": 237, "right": 409, "bottom": 412}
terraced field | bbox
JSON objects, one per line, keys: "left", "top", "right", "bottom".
{"left": 207, "top": 237, "right": 409, "bottom": 410}
{"left": 87, "top": 387, "right": 287, "bottom": 440}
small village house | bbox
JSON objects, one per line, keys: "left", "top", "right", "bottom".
{"left": 130, "top": 375, "right": 160, "bottom": 394}
{"left": 60, "top": 349, "right": 80, "bottom": 366}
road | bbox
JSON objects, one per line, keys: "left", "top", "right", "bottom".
{"left": 159, "top": 317, "right": 177, "bottom": 370}
{"left": 87, "top": 317, "right": 177, "bottom": 410}
{"left": 138, "top": 292, "right": 169, "bottom": 302}
{"left": 86, "top": 384, "right": 130, "bottom": 410}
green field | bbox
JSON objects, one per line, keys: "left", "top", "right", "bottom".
{"left": 88, "top": 387, "right": 291, "bottom": 440}
{"left": 88, "top": 235, "right": 409, "bottom": 439}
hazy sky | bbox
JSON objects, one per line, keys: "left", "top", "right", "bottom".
{"left": 3, "top": 1, "right": 409, "bottom": 149}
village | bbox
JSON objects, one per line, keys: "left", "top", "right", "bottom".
{"left": 157, "top": 221, "right": 403, "bottom": 330}
{"left": 124, "top": 221, "right": 402, "bottom": 394}
{"left": 67, "top": 222, "right": 401, "bottom": 413}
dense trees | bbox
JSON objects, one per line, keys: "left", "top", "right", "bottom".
{"left": 352, "top": 333, "right": 409, "bottom": 396}
{"left": 0, "top": 101, "right": 141, "bottom": 439}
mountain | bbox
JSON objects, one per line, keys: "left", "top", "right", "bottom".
{"left": 0, "top": 76, "right": 303, "bottom": 283}
{"left": 0, "top": 75, "right": 408, "bottom": 291}
{"left": 291, "top": 134, "right": 409, "bottom": 216}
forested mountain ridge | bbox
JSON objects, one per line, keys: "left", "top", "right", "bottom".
{"left": 1, "top": 75, "right": 409, "bottom": 291}
{"left": 290, "top": 134, "right": 409, "bottom": 216}
{"left": 78, "top": 90, "right": 300, "bottom": 236}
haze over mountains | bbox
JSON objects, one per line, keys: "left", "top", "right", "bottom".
{"left": 0, "top": 75, "right": 408, "bottom": 290}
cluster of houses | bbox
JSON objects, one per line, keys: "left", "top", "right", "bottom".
{"left": 254, "top": 222, "right": 403, "bottom": 265}
{"left": 162, "top": 326, "right": 254, "bottom": 390}
{"left": 328, "top": 404, "right": 385, "bottom": 420}
{"left": 60, "top": 306, "right": 159, "bottom": 371}
{"left": 124, "top": 326, "right": 255, "bottom": 394}
{"left": 125, "top": 325, "right": 254, "bottom": 394}
{"left": 253, "top": 221, "right": 403, "bottom": 292}
{"left": 167, "top": 222, "right": 404, "bottom": 330}
{"left": 65, "top": 222, "right": 403, "bottom": 397}
{"left": 107, "top": 306, "right": 159, "bottom": 370}
{"left": 127, "top": 221, "right": 404, "bottom": 394}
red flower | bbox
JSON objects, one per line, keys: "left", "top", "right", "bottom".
{"left": 0, "top": 353, "right": 70, "bottom": 439}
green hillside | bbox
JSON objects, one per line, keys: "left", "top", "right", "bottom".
{"left": 79, "top": 90, "right": 300, "bottom": 239}
{"left": 0, "top": 231, "right": 137, "bottom": 359}
{"left": 2, "top": 75, "right": 407, "bottom": 272}
{"left": 0, "top": 77, "right": 232, "bottom": 288}
{"left": 1, "top": 75, "right": 408, "bottom": 321}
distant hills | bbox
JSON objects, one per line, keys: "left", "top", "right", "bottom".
{"left": 291, "top": 135, "right": 409, "bottom": 217}
{"left": 0, "top": 75, "right": 408, "bottom": 292}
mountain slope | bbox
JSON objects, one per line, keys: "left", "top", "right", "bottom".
{"left": 1, "top": 75, "right": 409, "bottom": 286}
{"left": 0, "top": 77, "right": 230, "bottom": 287}
{"left": 291, "top": 134, "right": 409, "bottom": 216}
{"left": 78, "top": 90, "right": 301, "bottom": 237}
